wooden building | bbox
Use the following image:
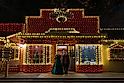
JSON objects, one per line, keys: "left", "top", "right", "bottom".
{"left": 0, "top": 8, "right": 124, "bottom": 73}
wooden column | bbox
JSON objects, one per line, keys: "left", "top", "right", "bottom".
{"left": 51, "top": 41, "right": 56, "bottom": 63}
{"left": 19, "top": 48, "right": 23, "bottom": 72}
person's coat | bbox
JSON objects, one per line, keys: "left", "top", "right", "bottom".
{"left": 51, "top": 54, "right": 63, "bottom": 75}
{"left": 62, "top": 54, "right": 70, "bottom": 67}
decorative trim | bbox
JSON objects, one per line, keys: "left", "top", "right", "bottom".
{"left": 17, "top": 35, "right": 106, "bottom": 39}
{"left": 45, "top": 28, "right": 80, "bottom": 33}
{"left": 100, "top": 28, "right": 124, "bottom": 30}
{"left": 56, "top": 15, "right": 67, "bottom": 23}
{"left": 25, "top": 8, "right": 100, "bottom": 33}
{"left": 109, "top": 43, "right": 124, "bottom": 49}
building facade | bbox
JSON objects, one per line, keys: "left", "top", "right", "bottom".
{"left": 0, "top": 8, "right": 124, "bottom": 73}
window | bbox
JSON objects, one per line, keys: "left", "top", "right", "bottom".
{"left": 110, "top": 49, "right": 124, "bottom": 60}
{"left": 1, "top": 46, "right": 19, "bottom": 60}
{"left": 11, "top": 46, "right": 19, "bottom": 60}
{"left": 25, "top": 44, "right": 51, "bottom": 64}
{"left": 109, "top": 44, "right": 124, "bottom": 60}
{"left": 76, "top": 45, "right": 101, "bottom": 65}
{"left": 82, "top": 46, "right": 96, "bottom": 62}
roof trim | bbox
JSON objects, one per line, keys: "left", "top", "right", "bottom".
{"left": 100, "top": 28, "right": 124, "bottom": 30}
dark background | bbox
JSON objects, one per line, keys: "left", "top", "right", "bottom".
{"left": 0, "top": 0, "right": 124, "bottom": 28}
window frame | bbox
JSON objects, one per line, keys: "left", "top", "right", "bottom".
{"left": 25, "top": 44, "right": 52, "bottom": 65}
{"left": 75, "top": 44, "right": 102, "bottom": 65}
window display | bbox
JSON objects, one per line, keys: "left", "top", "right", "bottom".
{"left": 76, "top": 45, "right": 101, "bottom": 65}
{"left": 82, "top": 46, "right": 96, "bottom": 65}
{"left": 25, "top": 44, "right": 51, "bottom": 64}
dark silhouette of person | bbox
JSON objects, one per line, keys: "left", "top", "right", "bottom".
{"left": 62, "top": 49, "right": 70, "bottom": 74}
{"left": 34, "top": 51, "right": 39, "bottom": 63}
{"left": 51, "top": 52, "right": 63, "bottom": 75}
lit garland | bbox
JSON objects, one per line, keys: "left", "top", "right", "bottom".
{"left": 75, "top": 44, "right": 102, "bottom": 65}
{"left": 26, "top": 9, "right": 100, "bottom": 34}
{"left": 24, "top": 44, "right": 52, "bottom": 65}
{"left": 18, "top": 35, "right": 106, "bottom": 38}
{"left": 0, "top": 37, "right": 6, "bottom": 42}
{"left": 17, "top": 32, "right": 106, "bottom": 39}
{"left": 102, "top": 40, "right": 124, "bottom": 43}
{"left": 100, "top": 28, "right": 124, "bottom": 30}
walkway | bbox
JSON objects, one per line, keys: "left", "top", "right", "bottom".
{"left": 0, "top": 72, "right": 124, "bottom": 82}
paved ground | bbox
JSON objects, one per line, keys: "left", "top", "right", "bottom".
{"left": 0, "top": 72, "right": 124, "bottom": 78}
{"left": 0, "top": 72, "right": 124, "bottom": 83}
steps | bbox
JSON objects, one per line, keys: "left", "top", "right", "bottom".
{"left": 0, "top": 78, "right": 124, "bottom": 82}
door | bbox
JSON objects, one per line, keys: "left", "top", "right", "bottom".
{"left": 68, "top": 45, "right": 75, "bottom": 71}
{"left": 56, "top": 45, "right": 75, "bottom": 72}
{"left": 57, "top": 45, "right": 68, "bottom": 56}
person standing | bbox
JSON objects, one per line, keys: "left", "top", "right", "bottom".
{"left": 62, "top": 49, "right": 70, "bottom": 74}
{"left": 51, "top": 52, "right": 63, "bottom": 75}
{"left": 34, "top": 51, "right": 39, "bottom": 63}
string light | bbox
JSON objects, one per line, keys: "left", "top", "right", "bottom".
{"left": 0, "top": 23, "right": 24, "bottom": 32}
{"left": 1, "top": 8, "right": 123, "bottom": 73}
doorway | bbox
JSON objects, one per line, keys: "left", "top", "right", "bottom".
{"left": 57, "top": 45, "right": 68, "bottom": 56}
{"left": 56, "top": 45, "right": 75, "bottom": 72}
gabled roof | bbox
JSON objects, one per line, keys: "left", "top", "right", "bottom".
{"left": 109, "top": 43, "right": 124, "bottom": 49}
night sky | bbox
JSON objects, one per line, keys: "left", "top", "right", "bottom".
{"left": 0, "top": 0, "right": 124, "bottom": 28}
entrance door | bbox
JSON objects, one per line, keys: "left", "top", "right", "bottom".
{"left": 56, "top": 45, "right": 75, "bottom": 72}
{"left": 57, "top": 45, "right": 68, "bottom": 56}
